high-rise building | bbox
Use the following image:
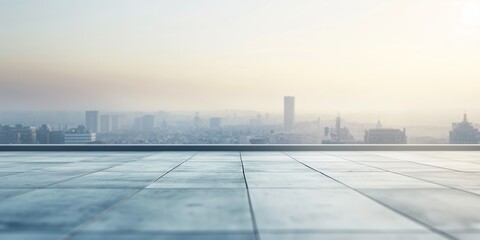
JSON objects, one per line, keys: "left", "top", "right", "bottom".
{"left": 364, "top": 121, "right": 407, "bottom": 144}
{"left": 210, "top": 117, "right": 222, "bottom": 129}
{"left": 64, "top": 126, "right": 95, "bottom": 144}
{"left": 85, "top": 111, "right": 99, "bottom": 133}
{"left": 284, "top": 96, "right": 295, "bottom": 132}
{"left": 100, "top": 115, "right": 111, "bottom": 133}
{"left": 449, "top": 114, "right": 480, "bottom": 144}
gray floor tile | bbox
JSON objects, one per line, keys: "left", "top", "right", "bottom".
{"left": 0, "top": 172, "right": 20, "bottom": 177}
{"left": 0, "top": 189, "right": 31, "bottom": 201}
{"left": 240, "top": 152, "right": 286, "bottom": 156}
{"left": 147, "top": 172, "right": 245, "bottom": 188}
{"left": 0, "top": 172, "right": 86, "bottom": 188}
{"left": 361, "top": 189, "right": 480, "bottom": 231}
{"left": 371, "top": 152, "right": 435, "bottom": 162}
{"left": 289, "top": 155, "right": 348, "bottom": 162}
{"left": 326, "top": 152, "right": 374, "bottom": 157}
{"left": 303, "top": 161, "right": 381, "bottom": 172}
{"left": 402, "top": 171, "right": 480, "bottom": 189}
{"left": 465, "top": 189, "right": 480, "bottom": 195}
{"left": 41, "top": 162, "right": 121, "bottom": 173}
{"left": 48, "top": 172, "right": 163, "bottom": 189}
{"left": 0, "top": 162, "right": 68, "bottom": 172}
{"left": 0, "top": 189, "right": 135, "bottom": 232}
{"left": 245, "top": 172, "right": 345, "bottom": 188}
{"left": 411, "top": 161, "right": 480, "bottom": 172}
{"left": 334, "top": 155, "right": 404, "bottom": 162}
{"left": 1, "top": 151, "right": 479, "bottom": 239}
{"left": 250, "top": 189, "right": 427, "bottom": 231}
{"left": 84, "top": 189, "right": 253, "bottom": 231}
{"left": 189, "top": 156, "right": 241, "bottom": 161}
{"left": 243, "top": 161, "right": 313, "bottom": 173}
{"left": 260, "top": 232, "right": 448, "bottom": 240}
{"left": 174, "top": 161, "right": 243, "bottom": 173}
{"left": 73, "top": 232, "right": 255, "bottom": 240}
{"left": 243, "top": 152, "right": 292, "bottom": 158}
{"left": 451, "top": 232, "right": 480, "bottom": 240}
{"left": 106, "top": 162, "right": 180, "bottom": 172}
{"left": 326, "top": 172, "right": 444, "bottom": 189}
{"left": 241, "top": 155, "right": 294, "bottom": 162}
{"left": 0, "top": 233, "right": 63, "bottom": 240}
{"left": 358, "top": 161, "right": 448, "bottom": 172}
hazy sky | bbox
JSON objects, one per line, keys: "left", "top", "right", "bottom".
{"left": 1, "top": 0, "right": 480, "bottom": 123}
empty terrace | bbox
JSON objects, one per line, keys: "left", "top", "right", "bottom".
{"left": 0, "top": 150, "right": 480, "bottom": 240}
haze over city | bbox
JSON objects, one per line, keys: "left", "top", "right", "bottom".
{"left": 1, "top": 0, "right": 480, "bottom": 126}
{"left": 3, "top": 2, "right": 480, "bottom": 239}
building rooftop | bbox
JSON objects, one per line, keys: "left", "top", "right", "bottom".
{"left": 0, "top": 150, "right": 480, "bottom": 239}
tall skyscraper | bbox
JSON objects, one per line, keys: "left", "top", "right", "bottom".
{"left": 85, "top": 111, "right": 99, "bottom": 133}
{"left": 284, "top": 96, "right": 295, "bottom": 132}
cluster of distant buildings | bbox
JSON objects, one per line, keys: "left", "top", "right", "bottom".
{"left": 0, "top": 124, "right": 92, "bottom": 144}
{"left": 0, "top": 110, "right": 231, "bottom": 144}
{"left": 0, "top": 97, "right": 479, "bottom": 144}
{"left": 85, "top": 111, "right": 155, "bottom": 134}
{"left": 318, "top": 116, "right": 406, "bottom": 144}
{"left": 281, "top": 96, "right": 478, "bottom": 144}
{"left": 281, "top": 96, "right": 407, "bottom": 144}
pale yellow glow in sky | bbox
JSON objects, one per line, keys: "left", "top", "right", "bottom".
{"left": 0, "top": 0, "right": 480, "bottom": 124}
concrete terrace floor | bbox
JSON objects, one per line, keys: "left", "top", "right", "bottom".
{"left": 0, "top": 152, "right": 480, "bottom": 240}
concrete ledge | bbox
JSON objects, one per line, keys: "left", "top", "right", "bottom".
{"left": 0, "top": 144, "right": 480, "bottom": 151}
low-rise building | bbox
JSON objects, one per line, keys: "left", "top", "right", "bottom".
{"left": 64, "top": 126, "right": 95, "bottom": 144}
{"left": 364, "top": 121, "right": 407, "bottom": 144}
{"left": 0, "top": 125, "right": 36, "bottom": 144}
{"left": 449, "top": 114, "right": 480, "bottom": 144}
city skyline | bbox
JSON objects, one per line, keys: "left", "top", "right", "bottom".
{"left": 1, "top": 108, "right": 480, "bottom": 129}
{"left": 0, "top": 88, "right": 478, "bottom": 144}
{"left": 1, "top": 1, "right": 480, "bottom": 118}
{"left": 2, "top": 2, "right": 480, "bottom": 239}
{"left": 1, "top": 105, "right": 479, "bottom": 144}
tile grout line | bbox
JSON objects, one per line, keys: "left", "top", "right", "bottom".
{"left": 42, "top": 154, "right": 160, "bottom": 187}
{"left": 281, "top": 151, "right": 458, "bottom": 240}
{"left": 366, "top": 152, "right": 479, "bottom": 173}
{"left": 0, "top": 153, "right": 158, "bottom": 203}
{"left": 60, "top": 151, "right": 200, "bottom": 240}
{"left": 405, "top": 152, "right": 480, "bottom": 165}
{"left": 357, "top": 153, "right": 480, "bottom": 198}
{"left": 239, "top": 151, "right": 261, "bottom": 240}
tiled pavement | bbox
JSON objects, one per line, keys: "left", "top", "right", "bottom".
{"left": 0, "top": 151, "right": 480, "bottom": 239}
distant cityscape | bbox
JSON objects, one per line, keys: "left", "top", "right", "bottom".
{"left": 0, "top": 96, "right": 479, "bottom": 144}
